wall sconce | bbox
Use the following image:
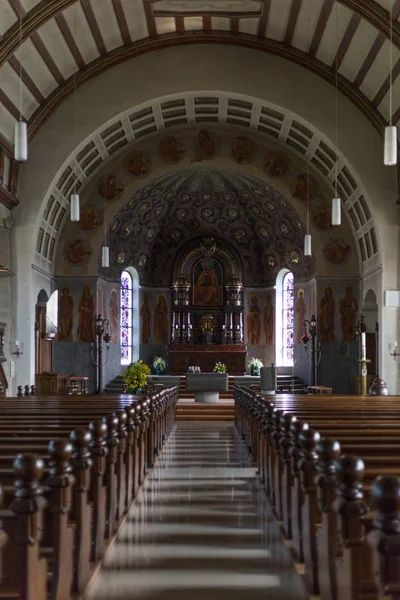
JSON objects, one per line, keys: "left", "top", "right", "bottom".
{"left": 12, "top": 340, "right": 23, "bottom": 357}
{"left": 389, "top": 342, "right": 399, "bottom": 357}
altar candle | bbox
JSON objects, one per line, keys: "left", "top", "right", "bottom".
{"left": 15, "top": 340, "right": 19, "bottom": 347}
{"left": 361, "top": 332, "right": 366, "bottom": 360}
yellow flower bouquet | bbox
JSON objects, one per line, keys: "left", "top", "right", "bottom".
{"left": 124, "top": 359, "right": 151, "bottom": 393}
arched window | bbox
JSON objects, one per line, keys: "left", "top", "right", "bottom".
{"left": 120, "top": 267, "right": 140, "bottom": 366}
{"left": 120, "top": 270, "right": 132, "bottom": 365}
{"left": 275, "top": 269, "right": 294, "bottom": 366}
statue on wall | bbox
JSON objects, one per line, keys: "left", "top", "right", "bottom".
{"left": 109, "top": 289, "right": 119, "bottom": 344}
{"left": 154, "top": 294, "right": 168, "bottom": 345}
{"left": 193, "top": 259, "right": 223, "bottom": 307}
{"left": 319, "top": 286, "right": 336, "bottom": 342}
{"left": 264, "top": 294, "right": 274, "bottom": 345}
{"left": 140, "top": 293, "right": 151, "bottom": 344}
{"left": 247, "top": 295, "right": 261, "bottom": 345}
{"left": 77, "top": 285, "right": 95, "bottom": 342}
{"left": 339, "top": 286, "right": 358, "bottom": 342}
{"left": 58, "top": 286, "right": 74, "bottom": 341}
{"left": 295, "top": 289, "right": 307, "bottom": 344}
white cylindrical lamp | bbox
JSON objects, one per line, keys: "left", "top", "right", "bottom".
{"left": 70, "top": 193, "right": 80, "bottom": 222}
{"left": 14, "top": 121, "right": 28, "bottom": 162}
{"left": 361, "top": 331, "right": 366, "bottom": 360}
{"left": 102, "top": 246, "right": 110, "bottom": 268}
{"left": 331, "top": 196, "right": 341, "bottom": 226}
{"left": 304, "top": 234, "right": 312, "bottom": 256}
{"left": 384, "top": 125, "right": 397, "bottom": 166}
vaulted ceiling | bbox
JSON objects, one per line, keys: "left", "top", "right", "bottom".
{"left": 0, "top": 0, "right": 400, "bottom": 151}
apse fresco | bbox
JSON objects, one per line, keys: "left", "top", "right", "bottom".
{"left": 319, "top": 286, "right": 336, "bottom": 342}
{"left": 159, "top": 136, "right": 185, "bottom": 163}
{"left": 323, "top": 238, "right": 351, "bottom": 264}
{"left": 193, "top": 258, "right": 223, "bottom": 307}
{"left": 231, "top": 136, "right": 256, "bottom": 165}
{"left": 191, "top": 129, "right": 221, "bottom": 163}
{"left": 64, "top": 238, "right": 92, "bottom": 266}
{"left": 98, "top": 174, "right": 124, "bottom": 202}
{"left": 124, "top": 152, "right": 150, "bottom": 178}
{"left": 247, "top": 295, "right": 261, "bottom": 345}
{"left": 80, "top": 205, "right": 102, "bottom": 231}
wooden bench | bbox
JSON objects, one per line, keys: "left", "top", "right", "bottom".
{"left": 0, "top": 387, "right": 178, "bottom": 600}
{"left": 307, "top": 385, "right": 333, "bottom": 395}
{"left": 234, "top": 386, "right": 400, "bottom": 600}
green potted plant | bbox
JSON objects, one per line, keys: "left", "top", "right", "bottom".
{"left": 248, "top": 357, "right": 263, "bottom": 376}
{"left": 124, "top": 359, "right": 151, "bottom": 394}
{"left": 213, "top": 362, "right": 227, "bottom": 373}
{"left": 153, "top": 356, "right": 166, "bottom": 375}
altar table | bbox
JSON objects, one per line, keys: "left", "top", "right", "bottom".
{"left": 186, "top": 373, "right": 229, "bottom": 403}
{"left": 170, "top": 344, "right": 246, "bottom": 375}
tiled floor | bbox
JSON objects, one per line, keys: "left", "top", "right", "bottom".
{"left": 85, "top": 422, "right": 309, "bottom": 600}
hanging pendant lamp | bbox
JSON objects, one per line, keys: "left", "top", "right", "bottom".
{"left": 14, "top": 121, "right": 27, "bottom": 162}
{"left": 70, "top": 193, "right": 80, "bottom": 222}
{"left": 102, "top": 246, "right": 110, "bottom": 268}
{"left": 384, "top": 8, "right": 397, "bottom": 166}
{"left": 331, "top": 9, "right": 341, "bottom": 226}
{"left": 304, "top": 234, "right": 312, "bottom": 257}
{"left": 332, "top": 197, "right": 341, "bottom": 226}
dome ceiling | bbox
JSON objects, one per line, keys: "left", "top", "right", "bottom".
{"left": 0, "top": 0, "right": 399, "bottom": 148}
{"left": 104, "top": 167, "right": 316, "bottom": 286}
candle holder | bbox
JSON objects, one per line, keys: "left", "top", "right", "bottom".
{"left": 90, "top": 314, "right": 111, "bottom": 394}
{"left": 11, "top": 341, "right": 23, "bottom": 357}
{"left": 389, "top": 343, "right": 399, "bottom": 357}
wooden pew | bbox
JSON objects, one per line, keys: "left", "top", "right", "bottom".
{"left": 233, "top": 386, "right": 400, "bottom": 600}
{"left": 0, "top": 386, "right": 178, "bottom": 600}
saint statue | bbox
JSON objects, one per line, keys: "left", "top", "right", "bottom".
{"left": 247, "top": 295, "right": 261, "bottom": 345}
{"left": 140, "top": 293, "right": 151, "bottom": 344}
{"left": 295, "top": 289, "right": 307, "bottom": 344}
{"left": 319, "top": 286, "right": 336, "bottom": 342}
{"left": 154, "top": 295, "right": 168, "bottom": 345}
{"left": 264, "top": 294, "right": 274, "bottom": 345}
{"left": 58, "top": 287, "right": 74, "bottom": 341}
{"left": 77, "top": 285, "right": 95, "bottom": 342}
{"left": 193, "top": 259, "right": 222, "bottom": 306}
{"left": 339, "top": 286, "right": 358, "bottom": 342}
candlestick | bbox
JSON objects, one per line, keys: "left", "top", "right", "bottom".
{"left": 361, "top": 332, "right": 366, "bottom": 360}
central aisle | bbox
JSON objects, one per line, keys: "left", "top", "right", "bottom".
{"left": 85, "top": 422, "right": 309, "bottom": 600}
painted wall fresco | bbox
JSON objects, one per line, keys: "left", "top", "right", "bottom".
{"left": 193, "top": 258, "right": 223, "bottom": 307}
{"left": 154, "top": 294, "right": 169, "bottom": 345}
{"left": 247, "top": 295, "right": 261, "bottom": 345}
{"left": 58, "top": 286, "right": 74, "bottom": 342}
{"left": 244, "top": 288, "right": 276, "bottom": 368}
{"left": 56, "top": 127, "right": 357, "bottom": 285}
{"left": 140, "top": 293, "right": 151, "bottom": 344}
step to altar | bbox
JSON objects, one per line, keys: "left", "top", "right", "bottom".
{"left": 176, "top": 401, "right": 235, "bottom": 421}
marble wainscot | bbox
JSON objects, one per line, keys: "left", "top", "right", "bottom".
{"left": 186, "top": 372, "right": 229, "bottom": 403}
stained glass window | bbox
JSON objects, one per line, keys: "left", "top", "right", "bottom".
{"left": 282, "top": 271, "right": 294, "bottom": 365}
{"left": 120, "top": 270, "right": 132, "bottom": 365}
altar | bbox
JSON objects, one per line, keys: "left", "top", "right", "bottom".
{"left": 186, "top": 372, "right": 229, "bottom": 403}
{"left": 170, "top": 344, "right": 246, "bottom": 375}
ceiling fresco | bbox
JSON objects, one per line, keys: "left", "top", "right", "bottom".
{"left": 101, "top": 167, "right": 316, "bottom": 287}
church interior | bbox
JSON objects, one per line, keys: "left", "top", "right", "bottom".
{"left": 0, "top": 0, "right": 400, "bottom": 599}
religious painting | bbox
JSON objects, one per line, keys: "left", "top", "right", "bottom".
{"left": 291, "top": 173, "right": 318, "bottom": 203}
{"left": 323, "top": 238, "right": 351, "bottom": 264}
{"left": 98, "top": 174, "right": 124, "bottom": 202}
{"left": 312, "top": 204, "right": 331, "bottom": 230}
{"left": 109, "top": 289, "right": 119, "bottom": 344}
{"left": 295, "top": 288, "right": 307, "bottom": 344}
{"left": 124, "top": 152, "right": 150, "bottom": 178}
{"left": 319, "top": 286, "right": 336, "bottom": 342}
{"left": 154, "top": 294, "right": 168, "bottom": 345}
{"left": 77, "top": 285, "right": 95, "bottom": 342}
{"left": 140, "top": 293, "right": 151, "bottom": 344}
{"left": 159, "top": 136, "right": 185, "bottom": 164}
{"left": 247, "top": 295, "right": 261, "bottom": 345}
{"left": 57, "top": 286, "right": 74, "bottom": 341}
{"left": 263, "top": 153, "right": 288, "bottom": 179}
{"left": 97, "top": 284, "right": 107, "bottom": 322}
{"left": 64, "top": 238, "right": 92, "bottom": 266}
{"left": 193, "top": 259, "right": 223, "bottom": 307}
{"left": 264, "top": 294, "right": 274, "bottom": 345}
{"left": 80, "top": 205, "right": 102, "bottom": 231}
{"left": 339, "top": 286, "right": 358, "bottom": 342}
{"left": 190, "top": 129, "right": 221, "bottom": 163}
{"left": 231, "top": 136, "right": 255, "bottom": 165}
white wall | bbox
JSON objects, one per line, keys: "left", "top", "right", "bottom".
{"left": 11, "top": 44, "right": 399, "bottom": 389}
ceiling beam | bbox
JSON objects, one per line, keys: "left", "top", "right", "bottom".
{"left": 55, "top": 12, "right": 86, "bottom": 69}
{"left": 309, "top": 0, "right": 334, "bottom": 57}
{"left": 8, "top": 55, "right": 45, "bottom": 104}
{"left": 111, "top": 0, "right": 132, "bottom": 46}
{"left": 0, "top": 88, "right": 27, "bottom": 122}
{"left": 284, "top": 0, "right": 303, "bottom": 46}
{"left": 353, "top": 33, "right": 385, "bottom": 88}
{"left": 331, "top": 12, "right": 360, "bottom": 70}
{"left": 80, "top": 0, "right": 107, "bottom": 56}
{"left": 372, "top": 57, "right": 400, "bottom": 109}
{"left": 143, "top": 0, "right": 157, "bottom": 38}
{"left": 203, "top": 16, "right": 212, "bottom": 32}
{"left": 257, "top": 0, "right": 271, "bottom": 38}
{"left": 175, "top": 17, "right": 185, "bottom": 34}
{"left": 31, "top": 32, "right": 65, "bottom": 85}
{"left": 26, "top": 32, "right": 386, "bottom": 145}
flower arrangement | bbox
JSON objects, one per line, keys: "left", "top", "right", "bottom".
{"left": 213, "top": 362, "right": 227, "bottom": 373}
{"left": 152, "top": 356, "right": 166, "bottom": 375}
{"left": 124, "top": 359, "right": 151, "bottom": 393}
{"left": 248, "top": 357, "right": 263, "bottom": 376}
